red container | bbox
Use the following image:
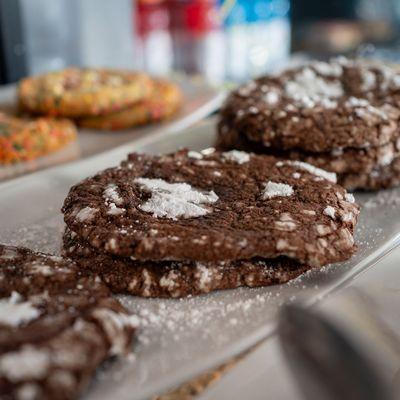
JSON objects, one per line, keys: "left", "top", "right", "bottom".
{"left": 134, "top": 0, "right": 172, "bottom": 75}
{"left": 136, "top": 0, "right": 170, "bottom": 37}
{"left": 167, "top": 0, "right": 225, "bottom": 82}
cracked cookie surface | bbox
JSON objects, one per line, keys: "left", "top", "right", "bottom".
{"left": 0, "top": 244, "right": 137, "bottom": 400}
{"left": 63, "top": 228, "right": 314, "bottom": 298}
{"left": 62, "top": 149, "right": 360, "bottom": 267}
{"left": 218, "top": 58, "right": 400, "bottom": 152}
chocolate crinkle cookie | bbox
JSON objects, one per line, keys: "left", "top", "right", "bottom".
{"left": 217, "top": 57, "right": 400, "bottom": 190}
{"left": 62, "top": 227, "right": 315, "bottom": 298}
{"left": 62, "top": 149, "right": 359, "bottom": 275}
{"left": 0, "top": 244, "right": 137, "bottom": 400}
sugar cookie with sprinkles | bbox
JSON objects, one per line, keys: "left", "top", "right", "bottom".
{"left": 0, "top": 244, "right": 137, "bottom": 400}
{"left": 77, "top": 79, "right": 182, "bottom": 130}
{"left": 18, "top": 67, "right": 153, "bottom": 118}
{"left": 62, "top": 228, "right": 314, "bottom": 298}
{"left": 0, "top": 112, "right": 77, "bottom": 165}
{"left": 218, "top": 58, "right": 400, "bottom": 152}
{"left": 62, "top": 149, "right": 360, "bottom": 267}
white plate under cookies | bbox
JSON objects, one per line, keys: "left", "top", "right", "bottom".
{"left": 0, "top": 118, "right": 400, "bottom": 400}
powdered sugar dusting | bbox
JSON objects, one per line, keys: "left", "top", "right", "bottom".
{"left": 107, "top": 203, "right": 125, "bottom": 216}
{"left": 345, "top": 97, "right": 387, "bottom": 121}
{"left": 323, "top": 206, "right": 336, "bottom": 219}
{"left": 222, "top": 150, "right": 250, "bottom": 164}
{"left": 284, "top": 67, "right": 343, "bottom": 109}
{"left": 312, "top": 61, "right": 343, "bottom": 77}
{"left": 262, "top": 181, "right": 294, "bottom": 199}
{"left": 103, "top": 184, "right": 125, "bottom": 215}
{"left": 0, "top": 346, "right": 50, "bottom": 381}
{"left": 187, "top": 151, "right": 203, "bottom": 160}
{"left": 103, "top": 184, "right": 123, "bottom": 206}
{"left": 75, "top": 207, "right": 97, "bottom": 222}
{"left": 264, "top": 90, "right": 280, "bottom": 105}
{"left": 91, "top": 308, "right": 139, "bottom": 356}
{"left": 134, "top": 178, "right": 218, "bottom": 220}
{"left": 195, "top": 263, "right": 213, "bottom": 291}
{"left": 360, "top": 69, "right": 376, "bottom": 91}
{"left": 345, "top": 193, "right": 355, "bottom": 203}
{"left": 277, "top": 160, "right": 337, "bottom": 183}
{"left": 0, "top": 293, "right": 40, "bottom": 327}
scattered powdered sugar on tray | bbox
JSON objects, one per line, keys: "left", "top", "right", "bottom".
{"left": 117, "top": 288, "right": 287, "bottom": 348}
{"left": 262, "top": 181, "right": 294, "bottom": 199}
{"left": 134, "top": 177, "right": 218, "bottom": 219}
{"left": 276, "top": 160, "right": 337, "bottom": 183}
{"left": 362, "top": 188, "right": 400, "bottom": 209}
{"left": 0, "top": 213, "right": 64, "bottom": 255}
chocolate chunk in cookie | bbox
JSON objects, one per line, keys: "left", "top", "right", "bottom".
{"left": 62, "top": 149, "right": 360, "bottom": 267}
{"left": 0, "top": 244, "right": 137, "bottom": 400}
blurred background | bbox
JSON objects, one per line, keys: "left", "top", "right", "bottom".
{"left": 1, "top": 0, "right": 400, "bottom": 85}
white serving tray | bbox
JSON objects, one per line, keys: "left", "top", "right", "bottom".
{"left": 0, "top": 118, "right": 400, "bottom": 400}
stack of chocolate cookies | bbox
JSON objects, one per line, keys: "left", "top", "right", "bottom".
{"left": 62, "top": 149, "right": 360, "bottom": 298}
{"left": 217, "top": 57, "right": 400, "bottom": 190}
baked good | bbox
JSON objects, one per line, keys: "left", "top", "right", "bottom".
{"left": 78, "top": 79, "right": 182, "bottom": 130}
{"left": 0, "top": 112, "right": 77, "bottom": 164}
{"left": 218, "top": 58, "right": 400, "bottom": 152}
{"left": 62, "top": 149, "right": 360, "bottom": 267}
{"left": 217, "top": 123, "right": 400, "bottom": 175}
{"left": 340, "top": 156, "right": 400, "bottom": 190}
{"left": 18, "top": 68, "right": 153, "bottom": 118}
{"left": 62, "top": 228, "right": 314, "bottom": 298}
{"left": 0, "top": 244, "right": 137, "bottom": 400}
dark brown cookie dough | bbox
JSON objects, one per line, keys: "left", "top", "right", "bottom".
{"left": 216, "top": 123, "right": 400, "bottom": 175}
{"left": 340, "top": 156, "right": 400, "bottom": 190}
{"left": 62, "top": 228, "right": 314, "bottom": 298}
{"left": 219, "top": 58, "right": 400, "bottom": 152}
{"left": 62, "top": 149, "right": 360, "bottom": 267}
{"left": 0, "top": 244, "right": 137, "bottom": 400}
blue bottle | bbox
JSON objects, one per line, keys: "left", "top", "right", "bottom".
{"left": 221, "top": 0, "right": 290, "bottom": 82}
